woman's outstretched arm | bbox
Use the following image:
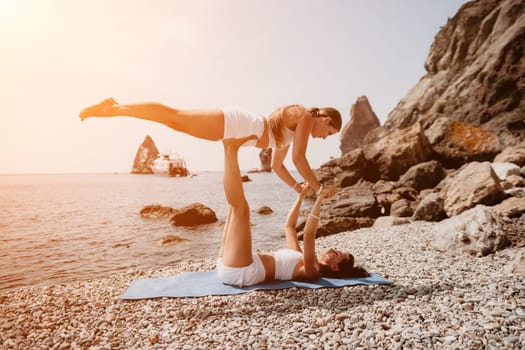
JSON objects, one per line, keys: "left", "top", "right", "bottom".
{"left": 271, "top": 145, "right": 303, "bottom": 193}
{"left": 284, "top": 183, "right": 311, "bottom": 252}
{"left": 302, "top": 189, "right": 328, "bottom": 278}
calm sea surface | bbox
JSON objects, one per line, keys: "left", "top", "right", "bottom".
{"left": 0, "top": 172, "right": 304, "bottom": 293}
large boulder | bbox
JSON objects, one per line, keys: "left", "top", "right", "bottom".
{"left": 314, "top": 217, "right": 375, "bottom": 239}
{"left": 424, "top": 117, "right": 502, "bottom": 168}
{"left": 315, "top": 149, "right": 379, "bottom": 188}
{"left": 396, "top": 160, "right": 447, "bottom": 191}
{"left": 340, "top": 96, "right": 381, "bottom": 155}
{"left": 432, "top": 205, "right": 511, "bottom": 256}
{"left": 321, "top": 185, "right": 381, "bottom": 219}
{"left": 169, "top": 203, "right": 218, "bottom": 227}
{"left": 362, "top": 123, "right": 433, "bottom": 181}
{"left": 412, "top": 192, "right": 447, "bottom": 222}
{"left": 298, "top": 184, "right": 380, "bottom": 238}
{"left": 441, "top": 161, "right": 505, "bottom": 216}
{"left": 131, "top": 135, "right": 159, "bottom": 174}
{"left": 390, "top": 199, "right": 413, "bottom": 217}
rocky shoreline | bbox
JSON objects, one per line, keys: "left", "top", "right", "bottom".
{"left": 2, "top": 221, "right": 524, "bottom": 349}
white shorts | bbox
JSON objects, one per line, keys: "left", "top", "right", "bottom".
{"left": 216, "top": 253, "right": 266, "bottom": 287}
{"left": 222, "top": 107, "right": 264, "bottom": 147}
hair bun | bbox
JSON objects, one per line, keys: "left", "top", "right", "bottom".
{"left": 309, "top": 107, "right": 320, "bottom": 117}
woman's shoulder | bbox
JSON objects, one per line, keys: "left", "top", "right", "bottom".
{"left": 282, "top": 105, "right": 312, "bottom": 127}
{"left": 295, "top": 267, "right": 320, "bottom": 282}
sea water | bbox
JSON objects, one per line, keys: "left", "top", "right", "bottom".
{"left": 0, "top": 172, "right": 304, "bottom": 293}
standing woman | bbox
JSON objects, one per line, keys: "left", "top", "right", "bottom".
{"left": 217, "top": 136, "right": 368, "bottom": 287}
{"left": 80, "top": 99, "right": 341, "bottom": 195}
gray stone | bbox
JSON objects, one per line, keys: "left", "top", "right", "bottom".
{"left": 504, "top": 248, "right": 525, "bottom": 275}
{"left": 412, "top": 192, "right": 447, "bottom": 222}
{"left": 432, "top": 205, "right": 511, "bottom": 256}
{"left": 491, "top": 162, "right": 521, "bottom": 181}
{"left": 390, "top": 199, "right": 413, "bottom": 217}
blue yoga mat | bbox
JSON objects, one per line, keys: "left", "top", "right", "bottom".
{"left": 120, "top": 271, "right": 391, "bottom": 299}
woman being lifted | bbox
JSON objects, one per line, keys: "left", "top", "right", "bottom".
{"left": 217, "top": 136, "right": 368, "bottom": 287}
{"left": 80, "top": 98, "right": 341, "bottom": 196}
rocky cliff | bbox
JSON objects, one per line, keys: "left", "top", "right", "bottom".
{"left": 384, "top": 0, "right": 525, "bottom": 145}
{"left": 308, "top": 0, "right": 525, "bottom": 245}
{"left": 131, "top": 135, "right": 159, "bottom": 174}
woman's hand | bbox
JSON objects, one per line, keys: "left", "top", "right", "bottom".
{"left": 319, "top": 184, "right": 338, "bottom": 199}
{"left": 299, "top": 182, "right": 311, "bottom": 197}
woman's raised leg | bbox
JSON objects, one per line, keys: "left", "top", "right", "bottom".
{"left": 79, "top": 98, "right": 225, "bottom": 141}
{"left": 219, "top": 137, "right": 256, "bottom": 267}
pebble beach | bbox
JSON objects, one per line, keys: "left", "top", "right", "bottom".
{"left": 2, "top": 221, "right": 524, "bottom": 349}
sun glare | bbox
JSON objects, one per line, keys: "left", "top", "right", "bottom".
{"left": 0, "top": 0, "right": 36, "bottom": 32}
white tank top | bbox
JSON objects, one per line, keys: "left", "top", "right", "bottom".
{"left": 273, "top": 248, "right": 302, "bottom": 280}
{"left": 267, "top": 125, "right": 295, "bottom": 149}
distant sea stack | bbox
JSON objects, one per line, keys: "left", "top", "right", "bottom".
{"left": 131, "top": 135, "right": 159, "bottom": 174}
{"left": 340, "top": 96, "right": 381, "bottom": 155}
{"left": 259, "top": 148, "right": 272, "bottom": 172}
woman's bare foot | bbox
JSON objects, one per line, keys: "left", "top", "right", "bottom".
{"left": 79, "top": 98, "right": 117, "bottom": 121}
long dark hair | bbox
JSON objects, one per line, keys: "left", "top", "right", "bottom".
{"left": 319, "top": 253, "right": 369, "bottom": 278}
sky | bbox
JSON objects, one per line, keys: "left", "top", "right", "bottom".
{"left": 0, "top": 0, "right": 469, "bottom": 174}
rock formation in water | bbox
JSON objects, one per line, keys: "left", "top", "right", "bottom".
{"left": 259, "top": 148, "right": 272, "bottom": 172}
{"left": 140, "top": 203, "right": 218, "bottom": 227}
{"left": 131, "top": 135, "right": 159, "bottom": 174}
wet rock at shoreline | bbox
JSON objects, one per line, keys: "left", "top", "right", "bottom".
{"left": 169, "top": 203, "right": 218, "bottom": 227}
{"left": 140, "top": 205, "right": 176, "bottom": 218}
{"left": 140, "top": 203, "right": 218, "bottom": 227}
{"left": 156, "top": 235, "right": 189, "bottom": 247}
{"left": 256, "top": 206, "right": 273, "bottom": 215}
